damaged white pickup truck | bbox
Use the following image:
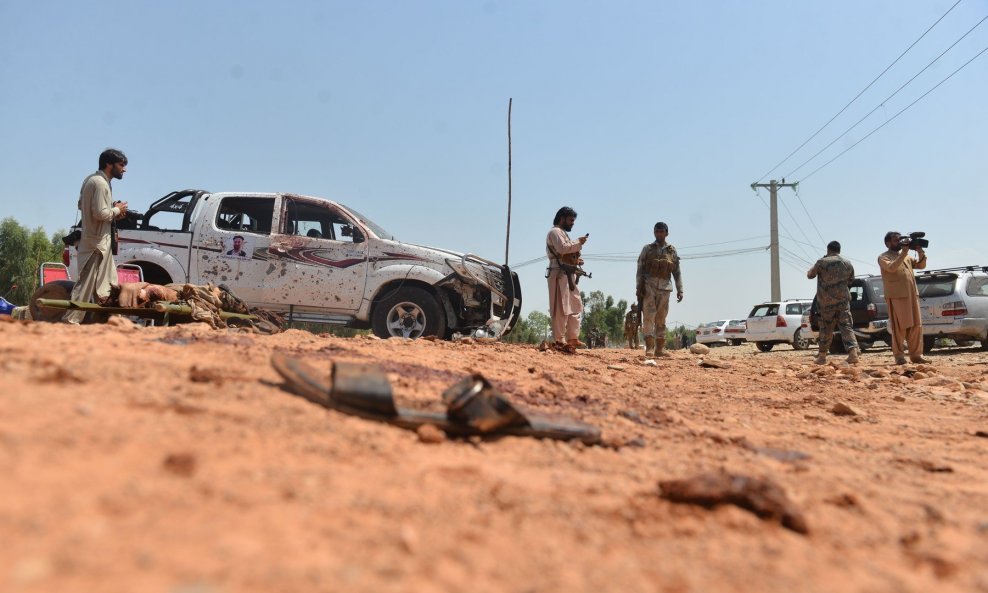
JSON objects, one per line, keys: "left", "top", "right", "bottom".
{"left": 69, "top": 190, "right": 521, "bottom": 339}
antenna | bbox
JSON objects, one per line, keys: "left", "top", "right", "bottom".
{"left": 504, "top": 98, "right": 512, "bottom": 266}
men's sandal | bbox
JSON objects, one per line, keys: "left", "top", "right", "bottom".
{"left": 271, "top": 353, "right": 601, "bottom": 444}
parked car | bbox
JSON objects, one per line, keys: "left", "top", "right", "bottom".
{"left": 807, "top": 275, "right": 890, "bottom": 352}
{"left": 744, "top": 299, "right": 813, "bottom": 352}
{"left": 724, "top": 319, "right": 747, "bottom": 345}
{"left": 913, "top": 266, "right": 988, "bottom": 351}
{"left": 697, "top": 320, "right": 730, "bottom": 346}
{"left": 67, "top": 189, "right": 522, "bottom": 339}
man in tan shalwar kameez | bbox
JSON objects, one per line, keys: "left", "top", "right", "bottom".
{"left": 546, "top": 206, "right": 587, "bottom": 348}
{"left": 878, "top": 231, "right": 928, "bottom": 365}
{"left": 63, "top": 149, "right": 129, "bottom": 324}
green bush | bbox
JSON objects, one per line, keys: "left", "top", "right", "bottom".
{"left": 0, "top": 218, "right": 65, "bottom": 306}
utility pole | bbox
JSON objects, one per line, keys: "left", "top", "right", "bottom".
{"left": 750, "top": 179, "right": 798, "bottom": 301}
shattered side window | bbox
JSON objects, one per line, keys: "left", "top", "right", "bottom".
{"left": 216, "top": 197, "right": 275, "bottom": 235}
{"left": 282, "top": 199, "right": 364, "bottom": 243}
{"left": 966, "top": 276, "right": 988, "bottom": 297}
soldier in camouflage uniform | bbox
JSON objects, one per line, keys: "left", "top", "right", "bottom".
{"left": 636, "top": 222, "right": 683, "bottom": 357}
{"left": 624, "top": 303, "right": 640, "bottom": 349}
{"left": 807, "top": 240, "right": 859, "bottom": 365}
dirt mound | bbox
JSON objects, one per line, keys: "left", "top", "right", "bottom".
{"left": 2, "top": 321, "right": 987, "bottom": 592}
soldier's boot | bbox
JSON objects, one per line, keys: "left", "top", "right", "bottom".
{"left": 846, "top": 347, "right": 860, "bottom": 364}
{"left": 654, "top": 338, "right": 670, "bottom": 357}
{"left": 644, "top": 336, "right": 656, "bottom": 357}
{"left": 813, "top": 349, "right": 827, "bottom": 365}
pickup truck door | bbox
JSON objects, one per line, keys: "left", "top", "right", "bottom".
{"left": 192, "top": 195, "right": 276, "bottom": 305}
{"left": 265, "top": 196, "right": 369, "bottom": 311}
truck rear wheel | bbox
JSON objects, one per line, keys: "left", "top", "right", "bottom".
{"left": 372, "top": 287, "right": 446, "bottom": 340}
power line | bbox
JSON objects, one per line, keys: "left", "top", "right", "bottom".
{"left": 756, "top": 0, "right": 962, "bottom": 183}
{"left": 778, "top": 197, "right": 818, "bottom": 261}
{"left": 793, "top": 185, "right": 827, "bottom": 244}
{"left": 780, "top": 245, "right": 813, "bottom": 266}
{"left": 779, "top": 233, "right": 879, "bottom": 271}
{"left": 786, "top": 12, "right": 988, "bottom": 179}
{"left": 509, "top": 235, "right": 771, "bottom": 268}
{"left": 800, "top": 42, "right": 988, "bottom": 182}
{"left": 588, "top": 235, "right": 769, "bottom": 256}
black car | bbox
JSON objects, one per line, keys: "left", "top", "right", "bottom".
{"left": 810, "top": 275, "right": 889, "bottom": 352}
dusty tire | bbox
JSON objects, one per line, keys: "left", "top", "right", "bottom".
{"left": 755, "top": 341, "right": 774, "bottom": 353}
{"left": 923, "top": 335, "right": 936, "bottom": 352}
{"left": 792, "top": 329, "right": 809, "bottom": 350}
{"left": 372, "top": 287, "right": 446, "bottom": 339}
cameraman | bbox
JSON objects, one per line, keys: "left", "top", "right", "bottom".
{"left": 877, "top": 231, "right": 928, "bottom": 364}
{"left": 63, "top": 148, "right": 129, "bottom": 324}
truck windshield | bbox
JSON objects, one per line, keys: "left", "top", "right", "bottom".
{"left": 343, "top": 206, "right": 393, "bottom": 240}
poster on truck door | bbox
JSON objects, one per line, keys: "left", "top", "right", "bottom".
{"left": 223, "top": 235, "right": 254, "bottom": 259}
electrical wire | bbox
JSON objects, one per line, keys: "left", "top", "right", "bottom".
{"left": 756, "top": 0, "right": 963, "bottom": 183}
{"left": 786, "top": 12, "right": 988, "bottom": 179}
{"left": 751, "top": 186, "right": 818, "bottom": 263}
{"left": 780, "top": 245, "right": 814, "bottom": 266}
{"left": 793, "top": 185, "right": 827, "bottom": 245}
{"left": 780, "top": 233, "right": 882, "bottom": 271}
{"left": 800, "top": 42, "right": 988, "bottom": 182}
{"left": 778, "top": 198, "right": 818, "bottom": 261}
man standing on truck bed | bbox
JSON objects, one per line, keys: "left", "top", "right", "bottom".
{"left": 878, "top": 231, "right": 928, "bottom": 365}
{"left": 63, "top": 148, "right": 129, "bottom": 324}
{"left": 546, "top": 206, "right": 587, "bottom": 348}
{"left": 807, "top": 240, "right": 859, "bottom": 365}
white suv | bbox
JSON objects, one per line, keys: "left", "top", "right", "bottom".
{"left": 744, "top": 299, "right": 813, "bottom": 352}
{"left": 915, "top": 266, "right": 988, "bottom": 351}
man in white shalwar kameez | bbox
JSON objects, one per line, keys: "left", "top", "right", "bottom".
{"left": 63, "top": 149, "right": 129, "bottom": 323}
{"left": 545, "top": 206, "right": 588, "bottom": 348}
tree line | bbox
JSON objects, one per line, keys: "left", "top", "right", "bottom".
{"left": 0, "top": 218, "right": 65, "bottom": 305}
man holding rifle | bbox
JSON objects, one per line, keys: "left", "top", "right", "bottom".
{"left": 636, "top": 222, "right": 683, "bottom": 357}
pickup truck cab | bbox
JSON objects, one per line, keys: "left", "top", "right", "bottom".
{"left": 69, "top": 190, "right": 521, "bottom": 339}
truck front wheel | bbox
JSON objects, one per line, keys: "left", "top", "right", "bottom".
{"left": 372, "top": 287, "right": 446, "bottom": 340}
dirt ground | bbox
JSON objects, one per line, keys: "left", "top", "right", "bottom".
{"left": 1, "top": 318, "right": 987, "bottom": 593}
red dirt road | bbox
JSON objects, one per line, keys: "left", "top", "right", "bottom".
{"left": 2, "top": 318, "right": 987, "bottom": 593}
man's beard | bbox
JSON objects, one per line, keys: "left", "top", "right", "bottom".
{"left": 561, "top": 222, "right": 574, "bottom": 232}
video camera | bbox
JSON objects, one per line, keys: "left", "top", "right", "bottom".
{"left": 898, "top": 231, "right": 929, "bottom": 250}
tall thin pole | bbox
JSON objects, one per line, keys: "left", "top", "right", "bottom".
{"left": 750, "top": 179, "right": 797, "bottom": 301}
{"left": 504, "top": 98, "right": 512, "bottom": 267}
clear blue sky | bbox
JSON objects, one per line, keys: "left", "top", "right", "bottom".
{"left": 1, "top": 0, "right": 985, "bottom": 327}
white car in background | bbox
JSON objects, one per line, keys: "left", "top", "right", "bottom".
{"left": 696, "top": 320, "right": 729, "bottom": 345}
{"left": 724, "top": 319, "right": 747, "bottom": 345}
{"left": 744, "top": 299, "right": 813, "bottom": 352}
{"left": 697, "top": 319, "right": 746, "bottom": 346}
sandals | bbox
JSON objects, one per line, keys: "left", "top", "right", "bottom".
{"left": 271, "top": 352, "right": 600, "bottom": 444}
